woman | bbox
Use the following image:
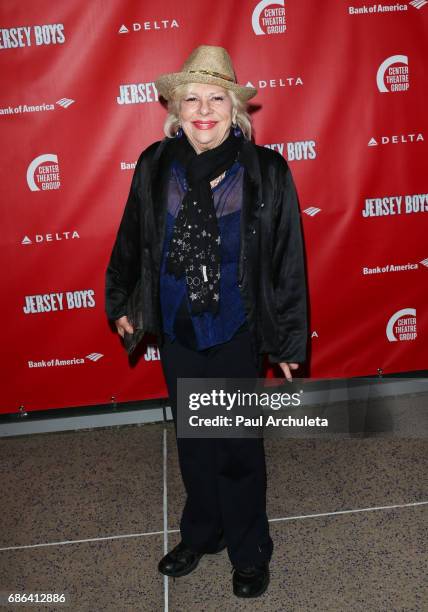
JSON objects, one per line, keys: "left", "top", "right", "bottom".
{"left": 105, "top": 45, "right": 307, "bottom": 598}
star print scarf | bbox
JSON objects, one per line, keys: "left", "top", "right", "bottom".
{"left": 166, "top": 129, "right": 243, "bottom": 315}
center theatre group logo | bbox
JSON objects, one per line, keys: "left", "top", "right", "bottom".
{"left": 386, "top": 308, "right": 417, "bottom": 342}
{"left": 377, "top": 55, "right": 409, "bottom": 92}
{"left": 0, "top": 24, "right": 65, "bottom": 49}
{"left": 252, "top": 0, "right": 286, "bottom": 35}
{"left": 23, "top": 290, "right": 95, "bottom": 314}
{"left": 27, "top": 154, "right": 61, "bottom": 191}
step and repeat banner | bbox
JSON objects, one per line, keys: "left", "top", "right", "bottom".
{"left": 1, "top": 0, "right": 427, "bottom": 413}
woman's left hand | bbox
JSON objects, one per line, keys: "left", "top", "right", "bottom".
{"left": 278, "top": 362, "right": 299, "bottom": 382}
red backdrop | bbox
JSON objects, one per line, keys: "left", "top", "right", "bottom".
{"left": 1, "top": 0, "right": 427, "bottom": 413}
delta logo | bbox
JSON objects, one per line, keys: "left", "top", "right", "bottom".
{"left": 118, "top": 19, "right": 179, "bottom": 34}
{"left": 368, "top": 133, "right": 424, "bottom": 146}
{"left": 21, "top": 231, "right": 80, "bottom": 245}
{"left": 245, "top": 76, "right": 303, "bottom": 89}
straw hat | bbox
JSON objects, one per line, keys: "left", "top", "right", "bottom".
{"left": 155, "top": 45, "right": 257, "bottom": 102}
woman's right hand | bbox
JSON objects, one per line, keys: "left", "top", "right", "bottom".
{"left": 115, "top": 315, "right": 134, "bottom": 338}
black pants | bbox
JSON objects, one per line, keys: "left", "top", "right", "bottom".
{"left": 159, "top": 328, "right": 273, "bottom": 570}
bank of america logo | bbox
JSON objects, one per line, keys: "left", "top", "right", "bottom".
{"left": 409, "top": 0, "right": 428, "bottom": 9}
{"left": 420, "top": 257, "right": 428, "bottom": 268}
{"left": 303, "top": 206, "right": 321, "bottom": 217}
{"left": 118, "top": 25, "right": 129, "bottom": 34}
{"left": 86, "top": 352, "right": 104, "bottom": 362}
{"left": 56, "top": 98, "right": 75, "bottom": 109}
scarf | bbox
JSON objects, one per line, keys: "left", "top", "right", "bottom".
{"left": 166, "top": 128, "right": 243, "bottom": 315}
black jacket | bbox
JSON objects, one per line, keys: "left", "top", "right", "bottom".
{"left": 105, "top": 138, "right": 308, "bottom": 363}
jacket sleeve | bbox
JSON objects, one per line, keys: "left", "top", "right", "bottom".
{"left": 268, "top": 159, "right": 308, "bottom": 364}
{"left": 104, "top": 155, "right": 143, "bottom": 322}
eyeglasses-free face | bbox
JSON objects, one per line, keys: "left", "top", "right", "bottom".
{"left": 178, "top": 83, "right": 233, "bottom": 154}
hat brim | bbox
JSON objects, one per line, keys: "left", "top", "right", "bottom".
{"left": 155, "top": 72, "right": 257, "bottom": 102}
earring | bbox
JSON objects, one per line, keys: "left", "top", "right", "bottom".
{"left": 232, "top": 122, "right": 242, "bottom": 137}
{"left": 176, "top": 127, "right": 183, "bottom": 138}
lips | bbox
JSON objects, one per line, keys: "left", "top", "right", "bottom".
{"left": 192, "top": 121, "right": 218, "bottom": 130}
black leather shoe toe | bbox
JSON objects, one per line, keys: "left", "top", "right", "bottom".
{"left": 158, "top": 541, "right": 203, "bottom": 577}
{"left": 232, "top": 562, "right": 270, "bottom": 598}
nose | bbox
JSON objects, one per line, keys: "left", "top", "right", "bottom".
{"left": 199, "top": 97, "right": 211, "bottom": 115}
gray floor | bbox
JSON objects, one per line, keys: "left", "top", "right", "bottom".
{"left": 0, "top": 423, "right": 427, "bottom": 611}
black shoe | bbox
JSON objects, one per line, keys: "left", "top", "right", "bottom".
{"left": 232, "top": 562, "right": 270, "bottom": 598}
{"left": 158, "top": 536, "right": 226, "bottom": 578}
{"left": 158, "top": 541, "right": 203, "bottom": 577}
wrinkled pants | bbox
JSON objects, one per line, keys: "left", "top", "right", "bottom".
{"left": 159, "top": 329, "right": 273, "bottom": 570}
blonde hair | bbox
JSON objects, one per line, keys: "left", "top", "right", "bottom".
{"left": 163, "top": 83, "right": 252, "bottom": 140}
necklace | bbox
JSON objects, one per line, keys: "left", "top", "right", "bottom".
{"left": 210, "top": 171, "right": 226, "bottom": 189}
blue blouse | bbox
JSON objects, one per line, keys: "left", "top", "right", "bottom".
{"left": 160, "top": 160, "right": 247, "bottom": 350}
